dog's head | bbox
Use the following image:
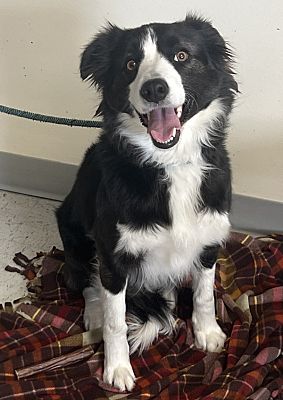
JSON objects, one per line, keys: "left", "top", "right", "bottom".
{"left": 81, "top": 15, "right": 237, "bottom": 151}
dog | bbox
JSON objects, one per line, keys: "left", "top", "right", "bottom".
{"left": 56, "top": 14, "right": 237, "bottom": 391}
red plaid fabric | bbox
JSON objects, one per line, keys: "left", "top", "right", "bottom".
{"left": 0, "top": 233, "right": 282, "bottom": 399}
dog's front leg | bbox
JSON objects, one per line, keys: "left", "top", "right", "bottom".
{"left": 102, "top": 282, "right": 135, "bottom": 391}
{"left": 191, "top": 246, "right": 226, "bottom": 352}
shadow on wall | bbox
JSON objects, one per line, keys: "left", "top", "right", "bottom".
{"left": 0, "top": 1, "right": 102, "bottom": 163}
{"left": 0, "top": 2, "right": 100, "bottom": 117}
{"left": 228, "top": 115, "right": 283, "bottom": 201}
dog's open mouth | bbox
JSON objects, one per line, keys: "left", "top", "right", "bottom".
{"left": 139, "top": 106, "right": 183, "bottom": 149}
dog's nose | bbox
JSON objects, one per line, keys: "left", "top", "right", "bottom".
{"left": 140, "top": 79, "right": 169, "bottom": 103}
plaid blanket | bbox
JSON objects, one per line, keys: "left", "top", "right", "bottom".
{"left": 0, "top": 233, "right": 282, "bottom": 399}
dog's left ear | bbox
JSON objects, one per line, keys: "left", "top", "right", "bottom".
{"left": 80, "top": 23, "right": 123, "bottom": 90}
{"left": 185, "top": 15, "right": 238, "bottom": 92}
{"left": 185, "top": 15, "right": 231, "bottom": 68}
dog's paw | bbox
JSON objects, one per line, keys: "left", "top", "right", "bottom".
{"left": 194, "top": 324, "right": 226, "bottom": 352}
{"left": 103, "top": 362, "right": 136, "bottom": 392}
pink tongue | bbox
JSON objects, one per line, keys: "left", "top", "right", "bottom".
{"left": 147, "top": 107, "right": 181, "bottom": 142}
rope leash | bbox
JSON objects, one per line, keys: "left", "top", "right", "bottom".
{"left": 0, "top": 104, "right": 103, "bottom": 128}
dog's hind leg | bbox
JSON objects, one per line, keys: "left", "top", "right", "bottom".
{"left": 83, "top": 264, "right": 103, "bottom": 331}
{"left": 56, "top": 197, "right": 96, "bottom": 292}
{"left": 56, "top": 200, "right": 103, "bottom": 331}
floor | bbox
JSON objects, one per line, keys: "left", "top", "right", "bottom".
{"left": 0, "top": 190, "right": 62, "bottom": 303}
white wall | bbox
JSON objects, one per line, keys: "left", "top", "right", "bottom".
{"left": 0, "top": 0, "right": 282, "bottom": 202}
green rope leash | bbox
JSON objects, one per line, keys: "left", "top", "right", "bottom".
{"left": 0, "top": 104, "right": 103, "bottom": 128}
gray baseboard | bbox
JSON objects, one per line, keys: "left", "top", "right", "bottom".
{"left": 0, "top": 151, "right": 77, "bottom": 201}
{"left": 230, "top": 194, "right": 282, "bottom": 233}
{"left": 0, "top": 151, "right": 282, "bottom": 233}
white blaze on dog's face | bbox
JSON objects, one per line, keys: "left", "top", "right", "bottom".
{"left": 129, "top": 30, "right": 185, "bottom": 113}
{"left": 128, "top": 30, "right": 186, "bottom": 149}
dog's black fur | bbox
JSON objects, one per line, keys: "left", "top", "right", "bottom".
{"left": 56, "top": 15, "right": 237, "bottom": 329}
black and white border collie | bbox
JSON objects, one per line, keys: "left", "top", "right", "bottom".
{"left": 57, "top": 15, "right": 237, "bottom": 391}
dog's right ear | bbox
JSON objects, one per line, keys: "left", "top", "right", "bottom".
{"left": 80, "top": 23, "right": 123, "bottom": 89}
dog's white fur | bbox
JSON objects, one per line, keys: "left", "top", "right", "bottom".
{"left": 129, "top": 30, "right": 185, "bottom": 114}
{"left": 102, "top": 284, "right": 136, "bottom": 391}
{"left": 83, "top": 28, "right": 228, "bottom": 392}
{"left": 118, "top": 97, "right": 226, "bottom": 167}
{"left": 191, "top": 264, "right": 227, "bottom": 352}
{"left": 127, "top": 313, "right": 176, "bottom": 355}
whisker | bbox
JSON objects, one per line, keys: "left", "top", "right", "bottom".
{"left": 185, "top": 93, "right": 199, "bottom": 112}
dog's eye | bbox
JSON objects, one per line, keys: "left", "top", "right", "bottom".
{"left": 174, "top": 51, "right": 189, "bottom": 62}
{"left": 126, "top": 60, "right": 137, "bottom": 71}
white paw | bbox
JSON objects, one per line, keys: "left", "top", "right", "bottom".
{"left": 84, "top": 300, "right": 102, "bottom": 331}
{"left": 194, "top": 324, "right": 226, "bottom": 352}
{"left": 103, "top": 362, "right": 136, "bottom": 391}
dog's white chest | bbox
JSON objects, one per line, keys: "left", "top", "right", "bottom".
{"left": 116, "top": 164, "right": 230, "bottom": 289}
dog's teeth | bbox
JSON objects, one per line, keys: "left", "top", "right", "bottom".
{"left": 164, "top": 136, "right": 174, "bottom": 144}
{"left": 176, "top": 106, "right": 182, "bottom": 118}
{"left": 155, "top": 132, "right": 177, "bottom": 145}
